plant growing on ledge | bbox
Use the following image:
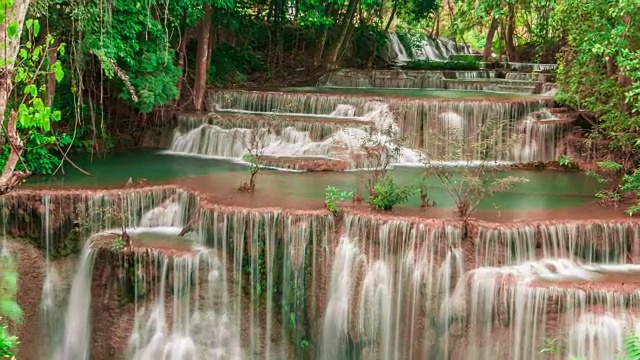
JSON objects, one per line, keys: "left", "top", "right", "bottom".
{"left": 558, "top": 154, "right": 579, "bottom": 169}
{"left": 417, "top": 175, "right": 436, "bottom": 208}
{"left": 423, "top": 117, "right": 528, "bottom": 225}
{"left": 621, "top": 169, "right": 640, "bottom": 216}
{"left": 233, "top": 116, "right": 277, "bottom": 193}
{"left": 324, "top": 186, "right": 353, "bottom": 214}
{"left": 75, "top": 204, "right": 132, "bottom": 251}
{"left": 585, "top": 160, "right": 624, "bottom": 206}
{"left": 369, "top": 175, "right": 415, "bottom": 211}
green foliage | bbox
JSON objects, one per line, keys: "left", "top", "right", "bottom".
{"left": 558, "top": 154, "right": 578, "bottom": 169}
{"left": 395, "top": 31, "right": 416, "bottom": 59}
{"left": 351, "top": 25, "right": 389, "bottom": 67}
{"left": 625, "top": 332, "right": 640, "bottom": 360}
{"left": 540, "top": 332, "right": 640, "bottom": 359}
{"left": 448, "top": 54, "right": 481, "bottom": 62}
{"left": 402, "top": 59, "right": 481, "bottom": 71}
{"left": 621, "top": 168, "right": 640, "bottom": 216}
{"left": 0, "top": 324, "right": 18, "bottom": 359}
{"left": 74, "top": 0, "right": 184, "bottom": 112}
{"left": 112, "top": 236, "right": 126, "bottom": 251}
{"left": 0, "top": 19, "right": 67, "bottom": 176}
{"left": 394, "top": 0, "right": 439, "bottom": 27}
{"left": 586, "top": 160, "right": 623, "bottom": 204}
{"left": 324, "top": 186, "right": 353, "bottom": 213}
{"left": 208, "top": 44, "right": 266, "bottom": 86}
{"left": 424, "top": 116, "right": 528, "bottom": 221}
{"left": 555, "top": 0, "right": 640, "bottom": 150}
{"left": 369, "top": 176, "right": 414, "bottom": 211}
{"left": 0, "top": 255, "right": 21, "bottom": 359}
{"left": 242, "top": 154, "right": 260, "bottom": 176}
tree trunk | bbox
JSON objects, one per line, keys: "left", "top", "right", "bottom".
{"left": 506, "top": 4, "right": 517, "bottom": 61}
{"left": 0, "top": 0, "right": 31, "bottom": 195}
{"left": 193, "top": 5, "right": 212, "bottom": 111}
{"left": 384, "top": 2, "right": 397, "bottom": 32}
{"left": 313, "top": 2, "right": 335, "bottom": 66}
{"left": 175, "top": 13, "right": 188, "bottom": 103}
{"left": 337, "top": 13, "right": 356, "bottom": 64}
{"left": 46, "top": 42, "right": 59, "bottom": 106}
{"left": 206, "top": 9, "right": 217, "bottom": 68}
{"left": 482, "top": 16, "right": 499, "bottom": 62}
{"left": 325, "top": 0, "right": 359, "bottom": 68}
{"left": 499, "top": 22, "right": 506, "bottom": 60}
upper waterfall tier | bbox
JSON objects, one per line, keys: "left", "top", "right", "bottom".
{"left": 204, "top": 89, "right": 562, "bottom": 163}
{"left": 387, "top": 31, "right": 473, "bottom": 63}
{"left": 318, "top": 69, "right": 554, "bottom": 94}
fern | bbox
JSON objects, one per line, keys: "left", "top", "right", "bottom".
{"left": 624, "top": 332, "right": 640, "bottom": 360}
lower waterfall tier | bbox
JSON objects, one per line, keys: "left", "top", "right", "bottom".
{"left": 2, "top": 188, "right": 640, "bottom": 359}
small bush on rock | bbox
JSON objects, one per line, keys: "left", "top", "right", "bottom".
{"left": 369, "top": 176, "right": 415, "bottom": 211}
{"left": 325, "top": 186, "right": 353, "bottom": 214}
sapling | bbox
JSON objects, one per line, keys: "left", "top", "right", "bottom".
{"left": 325, "top": 186, "right": 353, "bottom": 214}
{"left": 423, "top": 116, "right": 528, "bottom": 224}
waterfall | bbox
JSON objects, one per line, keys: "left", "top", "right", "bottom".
{"left": 51, "top": 191, "right": 192, "bottom": 360}
{"left": 506, "top": 62, "right": 557, "bottom": 72}
{"left": 5, "top": 188, "right": 640, "bottom": 359}
{"left": 166, "top": 101, "right": 423, "bottom": 169}
{"left": 473, "top": 221, "right": 638, "bottom": 266}
{"left": 455, "top": 258, "right": 640, "bottom": 359}
{"left": 387, "top": 32, "right": 472, "bottom": 62}
{"left": 320, "top": 237, "right": 364, "bottom": 360}
{"left": 319, "top": 215, "right": 464, "bottom": 359}
{"left": 412, "top": 35, "right": 472, "bottom": 61}
{"left": 388, "top": 32, "right": 409, "bottom": 62}
{"left": 139, "top": 195, "right": 185, "bottom": 228}
{"left": 51, "top": 242, "right": 97, "bottom": 360}
{"left": 331, "top": 104, "right": 357, "bottom": 117}
{"left": 567, "top": 314, "right": 630, "bottom": 360}
{"left": 205, "top": 89, "right": 557, "bottom": 163}
{"left": 512, "top": 110, "right": 574, "bottom": 162}
{"left": 128, "top": 251, "right": 243, "bottom": 359}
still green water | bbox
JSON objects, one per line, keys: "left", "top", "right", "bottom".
{"left": 27, "top": 150, "right": 245, "bottom": 187}
{"left": 279, "top": 86, "right": 537, "bottom": 100}
{"left": 28, "top": 150, "right": 599, "bottom": 210}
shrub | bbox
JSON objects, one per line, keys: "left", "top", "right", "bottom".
{"left": 324, "top": 186, "right": 354, "bottom": 214}
{"left": 369, "top": 176, "right": 415, "bottom": 211}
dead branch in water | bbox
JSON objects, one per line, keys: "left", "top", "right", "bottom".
{"left": 178, "top": 211, "right": 200, "bottom": 237}
{"left": 53, "top": 143, "right": 94, "bottom": 177}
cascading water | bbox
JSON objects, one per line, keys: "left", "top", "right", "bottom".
{"left": 205, "top": 89, "right": 555, "bottom": 163}
{"left": 320, "top": 215, "right": 464, "bottom": 360}
{"left": 4, "top": 187, "right": 640, "bottom": 359}
{"left": 51, "top": 192, "right": 193, "bottom": 360}
{"left": 139, "top": 194, "right": 185, "bottom": 227}
{"left": 387, "top": 32, "right": 409, "bottom": 63}
{"left": 412, "top": 36, "right": 472, "bottom": 61}
{"left": 127, "top": 250, "right": 243, "bottom": 359}
{"left": 512, "top": 109, "right": 575, "bottom": 162}
{"left": 166, "top": 101, "right": 423, "bottom": 169}
{"left": 506, "top": 62, "right": 557, "bottom": 72}
{"left": 318, "top": 69, "right": 545, "bottom": 94}
{"left": 387, "top": 31, "right": 472, "bottom": 62}
{"left": 51, "top": 242, "right": 97, "bottom": 360}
